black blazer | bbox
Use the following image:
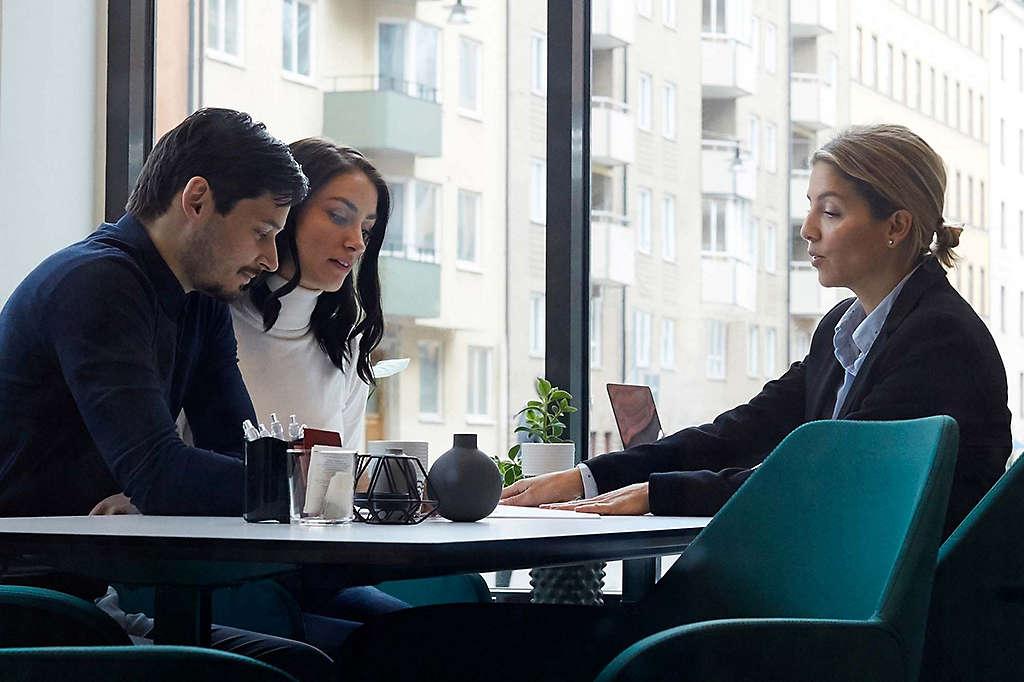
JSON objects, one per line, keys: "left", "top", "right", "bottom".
{"left": 585, "top": 258, "right": 1010, "bottom": 539}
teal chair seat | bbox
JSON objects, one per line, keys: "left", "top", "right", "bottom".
{"left": 920, "top": 453, "right": 1024, "bottom": 680}
{"left": 335, "top": 417, "right": 960, "bottom": 682}
{"left": 0, "top": 585, "right": 130, "bottom": 647}
{"left": 0, "top": 646, "right": 294, "bottom": 681}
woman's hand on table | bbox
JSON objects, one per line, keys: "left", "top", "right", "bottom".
{"left": 89, "top": 492, "right": 140, "bottom": 516}
{"left": 499, "top": 468, "right": 585, "bottom": 507}
{"left": 541, "top": 482, "right": 650, "bottom": 516}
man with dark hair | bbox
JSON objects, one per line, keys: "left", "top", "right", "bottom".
{"left": 0, "top": 108, "right": 332, "bottom": 679}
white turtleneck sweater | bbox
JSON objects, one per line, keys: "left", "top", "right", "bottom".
{"left": 230, "top": 276, "right": 368, "bottom": 452}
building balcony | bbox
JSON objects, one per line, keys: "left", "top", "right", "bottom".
{"left": 701, "top": 252, "right": 756, "bottom": 310}
{"left": 702, "top": 137, "right": 756, "bottom": 201}
{"left": 592, "top": 97, "right": 635, "bottom": 166}
{"left": 791, "top": 0, "right": 838, "bottom": 38}
{"left": 790, "top": 168, "right": 811, "bottom": 223}
{"left": 700, "top": 34, "right": 756, "bottom": 99}
{"left": 591, "top": 211, "right": 635, "bottom": 287}
{"left": 323, "top": 75, "right": 442, "bottom": 158}
{"left": 378, "top": 249, "right": 441, "bottom": 319}
{"left": 791, "top": 73, "right": 837, "bottom": 131}
{"left": 592, "top": 0, "right": 635, "bottom": 49}
{"left": 789, "top": 262, "right": 850, "bottom": 316}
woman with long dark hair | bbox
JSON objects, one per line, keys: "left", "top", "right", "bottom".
{"left": 234, "top": 137, "right": 386, "bottom": 450}
{"left": 231, "top": 138, "right": 408, "bottom": 660}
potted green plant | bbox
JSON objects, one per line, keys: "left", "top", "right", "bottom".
{"left": 493, "top": 377, "right": 577, "bottom": 486}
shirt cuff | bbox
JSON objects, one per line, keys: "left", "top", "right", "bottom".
{"left": 577, "top": 463, "right": 599, "bottom": 498}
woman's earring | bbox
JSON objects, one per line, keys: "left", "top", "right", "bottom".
{"left": 888, "top": 239, "right": 895, "bottom": 246}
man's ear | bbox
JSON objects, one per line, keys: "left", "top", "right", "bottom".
{"left": 888, "top": 209, "right": 914, "bottom": 245}
{"left": 180, "top": 176, "right": 213, "bottom": 220}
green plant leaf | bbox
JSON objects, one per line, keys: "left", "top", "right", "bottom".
{"left": 563, "top": 406, "right": 578, "bottom": 413}
{"left": 537, "top": 377, "right": 552, "bottom": 397}
{"left": 551, "top": 390, "right": 571, "bottom": 402}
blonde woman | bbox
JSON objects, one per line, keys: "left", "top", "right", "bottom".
{"left": 504, "top": 124, "right": 1010, "bottom": 540}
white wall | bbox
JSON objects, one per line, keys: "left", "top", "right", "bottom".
{"left": 0, "top": 0, "right": 99, "bottom": 305}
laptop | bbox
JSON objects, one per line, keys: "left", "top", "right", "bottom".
{"left": 606, "top": 383, "right": 664, "bottom": 450}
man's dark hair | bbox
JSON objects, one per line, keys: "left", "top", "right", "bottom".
{"left": 126, "top": 108, "right": 309, "bottom": 221}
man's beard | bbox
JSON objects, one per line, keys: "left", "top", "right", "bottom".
{"left": 181, "top": 228, "right": 246, "bottom": 301}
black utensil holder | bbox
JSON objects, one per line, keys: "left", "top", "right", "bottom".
{"left": 244, "top": 436, "right": 290, "bottom": 523}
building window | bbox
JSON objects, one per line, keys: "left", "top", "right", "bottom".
{"left": 1001, "top": 286, "right": 1007, "bottom": 333}
{"left": 914, "top": 58, "right": 922, "bottom": 109}
{"left": 827, "top": 53, "right": 839, "bottom": 89}
{"left": 869, "top": 34, "right": 878, "bottom": 88}
{"left": 529, "top": 158, "right": 546, "bottom": 224}
{"left": 1001, "top": 118, "right": 1007, "bottom": 165}
{"left": 638, "top": 187, "right": 652, "bottom": 253}
{"left": 456, "top": 189, "right": 481, "bottom": 266}
{"left": 207, "top": 0, "right": 243, "bottom": 62}
{"left": 662, "top": 194, "right": 677, "bottom": 262}
{"left": 637, "top": 0, "right": 653, "bottom": 19}
{"left": 764, "top": 327, "right": 777, "bottom": 378}
{"left": 662, "top": 0, "right": 677, "bottom": 28}
{"left": 929, "top": 66, "right": 936, "bottom": 116}
{"left": 382, "top": 180, "right": 441, "bottom": 263}
{"left": 749, "top": 115, "right": 760, "bottom": 167}
{"left": 900, "top": 50, "right": 908, "bottom": 103}
{"left": 1019, "top": 372, "right": 1023, "bottom": 417}
{"left": 458, "top": 37, "right": 482, "bottom": 116}
{"left": 750, "top": 16, "right": 760, "bottom": 68}
{"left": 764, "top": 22, "right": 777, "bottom": 73}
{"left": 955, "top": 81, "right": 961, "bottom": 130}
{"left": 418, "top": 341, "right": 442, "bottom": 419}
{"left": 765, "top": 122, "right": 777, "bottom": 173}
{"left": 853, "top": 27, "right": 862, "bottom": 81}
{"left": 1019, "top": 129, "right": 1023, "bottom": 173}
{"left": 637, "top": 72, "right": 653, "bottom": 131}
{"left": 1001, "top": 33, "right": 1006, "bottom": 81}
{"left": 662, "top": 81, "right": 677, "bottom": 140}
{"left": 967, "top": 87, "right": 974, "bottom": 136}
{"left": 703, "top": 0, "right": 726, "bottom": 33}
{"left": 707, "top": 320, "right": 727, "bottom": 380}
{"left": 968, "top": 264, "right": 974, "bottom": 305}
{"left": 466, "top": 347, "right": 491, "bottom": 419}
{"left": 662, "top": 318, "right": 676, "bottom": 370}
{"left": 880, "top": 42, "right": 892, "bottom": 95}
{"left": 1001, "top": 201, "right": 1007, "bottom": 249}
{"left": 529, "top": 292, "right": 545, "bottom": 358}
{"left": 980, "top": 266, "right": 986, "bottom": 314}
{"left": 943, "top": 75, "right": 949, "bottom": 124}
{"left": 1019, "top": 291, "right": 1023, "bottom": 337}
{"left": 746, "top": 325, "right": 760, "bottom": 377}
{"left": 702, "top": 198, "right": 728, "bottom": 252}
{"left": 763, "top": 220, "right": 777, "bottom": 272}
{"left": 282, "top": 0, "right": 314, "bottom": 78}
{"left": 590, "top": 294, "right": 602, "bottom": 369}
{"left": 378, "top": 20, "right": 440, "bottom": 101}
{"left": 634, "top": 311, "right": 652, "bottom": 369}
{"left": 530, "top": 32, "right": 546, "bottom": 96}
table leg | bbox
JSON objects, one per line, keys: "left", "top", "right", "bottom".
{"left": 621, "top": 557, "right": 660, "bottom": 603}
{"left": 152, "top": 585, "right": 211, "bottom": 646}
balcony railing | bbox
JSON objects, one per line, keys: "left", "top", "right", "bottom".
{"left": 700, "top": 252, "right": 756, "bottom": 310}
{"left": 322, "top": 75, "right": 442, "bottom": 158}
{"left": 592, "top": 96, "right": 635, "bottom": 166}
{"left": 325, "top": 74, "right": 440, "bottom": 104}
{"left": 789, "top": 262, "right": 850, "bottom": 316}
{"left": 592, "top": 0, "right": 635, "bottom": 49}
{"left": 790, "top": 168, "right": 811, "bottom": 223}
{"left": 701, "top": 136, "right": 756, "bottom": 201}
{"left": 791, "top": 73, "right": 836, "bottom": 131}
{"left": 591, "top": 211, "right": 635, "bottom": 287}
{"left": 791, "top": 0, "right": 838, "bottom": 37}
{"left": 700, "top": 33, "right": 756, "bottom": 99}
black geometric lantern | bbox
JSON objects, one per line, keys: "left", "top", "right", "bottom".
{"left": 353, "top": 450, "right": 438, "bottom": 524}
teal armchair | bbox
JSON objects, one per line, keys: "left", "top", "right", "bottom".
{"left": 920, "top": 454, "right": 1024, "bottom": 681}
{"left": 595, "top": 416, "right": 959, "bottom": 682}
{"left": 336, "top": 417, "right": 959, "bottom": 682}
{"left": 0, "top": 646, "right": 294, "bottom": 681}
{"left": 0, "top": 585, "right": 130, "bottom": 647}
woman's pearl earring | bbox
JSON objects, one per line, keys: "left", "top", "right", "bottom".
{"left": 888, "top": 239, "right": 895, "bottom": 246}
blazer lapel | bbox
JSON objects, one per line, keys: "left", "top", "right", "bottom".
{"left": 834, "top": 258, "right": 947, "bottom": 418}
{"left": 807, "top": 300, "right": 854, "bottom": 420}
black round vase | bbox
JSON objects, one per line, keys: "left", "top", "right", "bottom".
{"left": 428, "top": 433, "right": 501, "bottom": 522}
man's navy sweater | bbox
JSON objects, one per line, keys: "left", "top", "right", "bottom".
{"left": 0, "top": 214, "right": 256, "bottom": 516}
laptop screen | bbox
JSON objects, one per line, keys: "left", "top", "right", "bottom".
{"left": 606, "top": 383, "right": 663, "bottom": 450}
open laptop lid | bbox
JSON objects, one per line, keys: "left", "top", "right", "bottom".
{"left": 606, "top": 383, "right": 663, "bottom": 450}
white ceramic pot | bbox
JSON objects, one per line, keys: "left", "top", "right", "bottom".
{"left": 520, "top": 442, "right": 576, "bottom": 477}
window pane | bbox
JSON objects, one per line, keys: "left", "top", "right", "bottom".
{"left": 457, "top": 190, "right": 479, "bottom": 263}
{"left": 383, "top": 182, "right": 405, "bottom": 253}
{"left": 459, "top": 38, "right": 480, "bottom": 112}
{"left": 281, "top": 0, "right": 294, "bottom": 71}
{"left": 223, "top": 0, "right": 239, "bottom": 56}
{"left": 419, "top": 343, "right": 441, "bottom": 415}
{"left": 296, "top": 1, "right": 311, "bottom": 76}
{"left": 415, "top": 24, "right": 439, "bottom": 100}
{"left": 378, "top": 23, "right": 406, "bottom": 90}
{"left": 208, "top": 0, "right": 222, "bottom": 51}
{"left": 414, "top": 182, "right": 439, "bottom": 261}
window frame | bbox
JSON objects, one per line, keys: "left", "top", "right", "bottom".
{"left": 281, "top": 0, "right": 316, "bottom": 83}
{"left": 206, "top": 0, "right": 245, "bottom": 66}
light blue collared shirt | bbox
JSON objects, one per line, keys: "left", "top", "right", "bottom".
{"left": 831, "top": 266, "right": 919, "bottom": 418}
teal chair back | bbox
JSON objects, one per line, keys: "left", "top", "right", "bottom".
{"left": 0, "top": 646, "right": 295, "bottom": 681}
{"left": 639, "top": 417, "right": 959, "bottom": 678}
{"left": 0, "top": 585, "right": 130, "bottom": 647}
{"left": 920, "top": 454, "right": 1024, "bottom": 681}
{"left": 375, "top": 574, "right": 491, "bottom": 607}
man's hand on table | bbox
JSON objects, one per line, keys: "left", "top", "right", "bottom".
{"left": 541, "top": 482, "right": 650, "bottom": 516}
{"left": 499, "top": 468, "right": 585, "bottom": 507}
{"left": 89, "top": 492, "right": 140, "bottom": 516}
